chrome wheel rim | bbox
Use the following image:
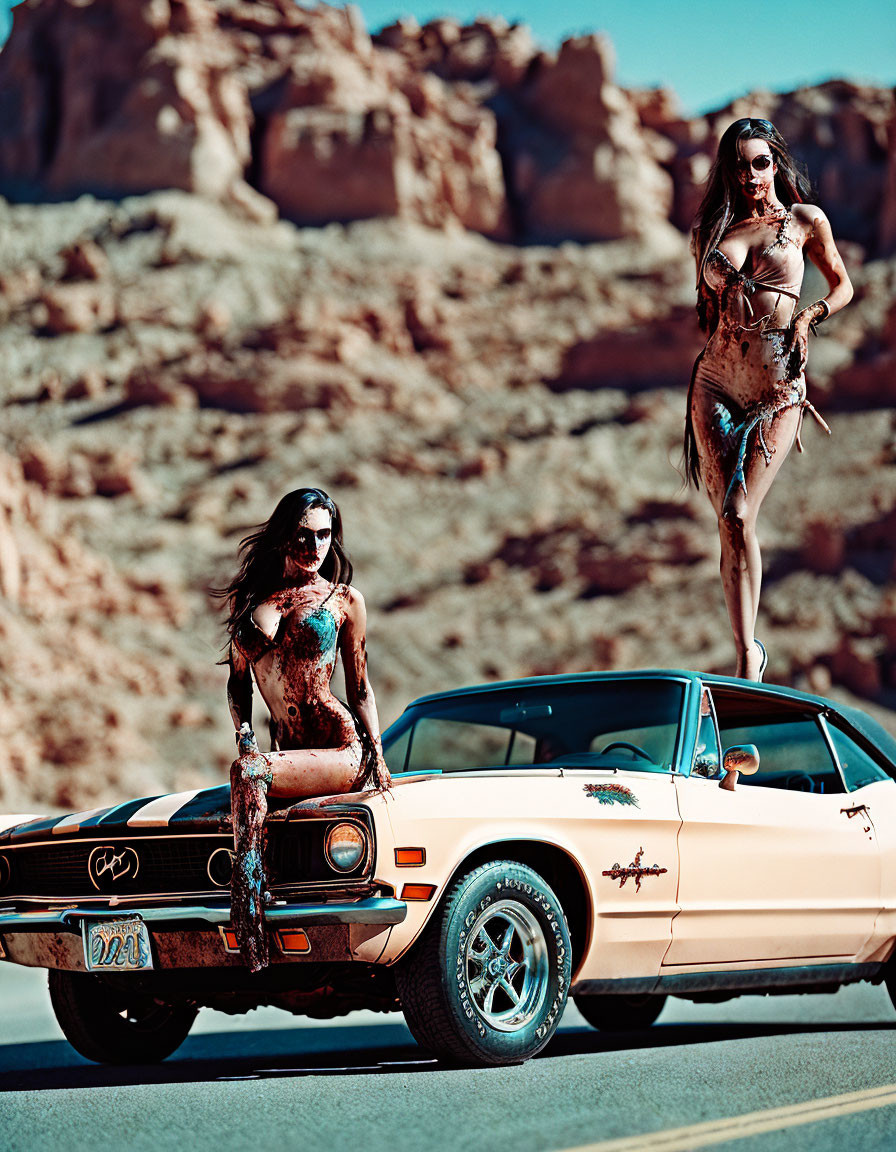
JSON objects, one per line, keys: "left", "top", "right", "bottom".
{"left": 463, "top": 899, "right": 550, "bottom": 1032}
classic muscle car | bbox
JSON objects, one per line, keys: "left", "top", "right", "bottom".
{"left": 1, "top": 670, "right": 895, "bottom": 1067}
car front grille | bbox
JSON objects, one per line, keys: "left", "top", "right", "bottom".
{"left": 0, "top": 822, "right": 370, "bottom": 900}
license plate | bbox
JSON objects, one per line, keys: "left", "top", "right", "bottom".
{"left": 82, "top": 917, "right": 153, "bottom": 972}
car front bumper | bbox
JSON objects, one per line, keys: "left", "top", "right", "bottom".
{"left": 0, "top": 897, "right": 407, "bottom": 971}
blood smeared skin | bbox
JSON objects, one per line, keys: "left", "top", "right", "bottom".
{"left": 261, "top": 586, "right": 359, "bottom": 757}
{"left": 688, "top": 182, "right": 850, "bottom": 680}
{"left": 230, "top": 756, "right": 270, "bottom": 973}
{"left": 226, "top": 505, "right": 390, "bottom": 970}
{"left": 228, "top": 580, "right": 389, "bottom": 970}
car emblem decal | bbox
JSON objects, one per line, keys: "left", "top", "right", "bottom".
{"left": 583, "top": 783, "right": 639, "bottom": 807}
{"left": 88, "top": 845, "right": 140, "bottom": 890}
{"left": 602, "top": 847, "right": 667, "bottom": 892}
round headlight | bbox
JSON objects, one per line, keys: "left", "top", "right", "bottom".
{"left": 207, "top": 847, "right": 235, "bottom": 887}
{"left": 0, "top": 853, "right": 9, "bottom": 892}
{"left": 325, "top": 823, "right": 367, "bottom": 873}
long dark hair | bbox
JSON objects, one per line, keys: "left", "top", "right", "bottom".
{"left": 215, "top": 487, "right": 352, "bottom": 637}
{"left": 692, "top": 117, "right": 813, "bottom": 330}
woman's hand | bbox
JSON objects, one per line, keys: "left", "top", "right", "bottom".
{"left": 788, "top": 299, "right": 830, "bottom": 377}
{"left": 787, "top": 306, "right": 814, "bottom": 371}
{"left": 372, "top": 750, "right": 392, "bottom": 792}
{"left": 233, "top": 748, "right": 274, "bottom": 788}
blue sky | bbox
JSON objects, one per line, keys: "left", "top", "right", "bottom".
{"left": 1, "top": 0, "right": 893, "bottom": 114}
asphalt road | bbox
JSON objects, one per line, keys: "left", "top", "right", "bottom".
{"left": 1, "top": 961, "right": 895, "bottom": 1152}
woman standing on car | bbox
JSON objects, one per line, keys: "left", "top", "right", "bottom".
{"left": 684, "top": 117, "right": 852, "bottom": 681}
{"left": 217, "top": 487, "right": 390, "bottom": 971}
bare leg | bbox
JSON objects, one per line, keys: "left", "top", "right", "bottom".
{"left": 229, "top": 740, "right": 365, "bottom": 972}
{"left": 230, "top": 758, "right": 270, "bottom": 973}
{"left": 266, "top": 743, "right": 364, "bottom": 799}
{"left": 693, "top": 393, "right": 801, "bottom": 679}
{"left": 718, "top": 481, "right": 764, "bottom": 678}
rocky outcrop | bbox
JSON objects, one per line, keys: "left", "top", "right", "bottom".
{"left": 549, "top": 308, "right": 703, "bottom": 392}
{"left": 0, "top": 1, "right": 671, "bottom": 242}
{"left": 1, "top": 1, "right": 893, "bottom": 248}
{"left": 0, "top": 451, "right": 193, "bottom": 811}
{"left": 513, "top": 35, "right": 675, "bottom": 241}
{"left": 0, "top": 0, "right": 254, "bottom": 204}
{"left": 258, "top": 34, "right": 510, "bottom": 235}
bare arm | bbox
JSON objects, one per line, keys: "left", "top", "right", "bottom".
{"left": 794, "top": 205, "right": 854, "bottom": 329}
{"left": 227, "top": 641, "right": 253, "bottom": 740}
{"left": 339, "top": 587, "right": 387, "bottom": 768}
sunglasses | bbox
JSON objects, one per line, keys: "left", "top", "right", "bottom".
{"left": 735, "top": 155, "right": 774, "bottom": 173}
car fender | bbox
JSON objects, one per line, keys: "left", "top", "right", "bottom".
{"left": 368, "top": 775, "right": 597, "bottom": 966}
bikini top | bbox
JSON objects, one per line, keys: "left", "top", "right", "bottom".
{"left": 703, "top": 210, "right": 804, "bottom": 328}
{"left": 233, "top": 586, "right": 341, "bottom": 668}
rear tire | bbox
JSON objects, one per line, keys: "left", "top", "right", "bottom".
{"left": 396, "top": 860, "right": 571, "bottom": 1066}
{"left": 49, "top": 969, "right": 197, "bottom": 1064}
{"left": 573, "top": 991, "right": 666, "bottom": 1031}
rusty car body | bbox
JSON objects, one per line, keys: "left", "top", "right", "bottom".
{"left": 1, "top": 670, "right": 895, "bottom": 1065}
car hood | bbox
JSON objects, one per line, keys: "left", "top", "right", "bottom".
{"left": 0, "top": 783, "right": 384, "bottom": 845}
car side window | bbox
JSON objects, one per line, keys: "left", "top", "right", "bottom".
{"left": 826, "top": 725, "right": 890, "bottom": 792}
{"left": 716, "top": 716, "right": 843, "bottom": 794}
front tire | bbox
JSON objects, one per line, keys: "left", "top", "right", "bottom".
{"left": 49, "top": 970, "right": 197, "bottom": 1064}
{"left": 573, "top": 991, "right": 666, "bottom": 1031}
{"left": 396, "top": 860, "right": 571, "bottom": 1066}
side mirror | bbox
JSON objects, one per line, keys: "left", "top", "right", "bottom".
{"left": 720, "top": 744, "right": 760, "bottom": 791}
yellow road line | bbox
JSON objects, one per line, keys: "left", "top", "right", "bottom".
{"left": 560, "top": 1083, "right": 896, "bottom": 1152}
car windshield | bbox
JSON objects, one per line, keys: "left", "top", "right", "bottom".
{"left": 383, "top": 678, "right": 686, "bottom": 775}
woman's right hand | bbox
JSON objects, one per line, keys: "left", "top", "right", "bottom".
{"left": 786, "top": 310, "right": 813, "bottom": 378}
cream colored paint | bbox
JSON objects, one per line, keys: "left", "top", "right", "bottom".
{"left": 370, "top": 769, "right": 681, "bottom": 977}
{"left": 667, "top": 773, "right": 880, "bottom": 965}
{"left": 857, "top": 778, "right": 896, "bottom": 959}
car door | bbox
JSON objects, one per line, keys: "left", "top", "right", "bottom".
{"left": 667, "top": 689, "right": 881, "bottom": 967}
{"left": 567, "top": 679, "right": 684, "bottom": 983}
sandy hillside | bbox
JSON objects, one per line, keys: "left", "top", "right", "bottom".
{"left": 0, "top": 0, "right": 895, "bottom": 811}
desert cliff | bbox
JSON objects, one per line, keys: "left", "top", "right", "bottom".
{"left": 1, "top": 0, "right": 895, "bottom": 811}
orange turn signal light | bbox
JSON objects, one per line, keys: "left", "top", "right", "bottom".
{"left": 219, "top": 927, "right": 240, "bottom": 953}
{"left": 276, "top": 929, "right": 311, "bottom": 955}
{"left": 400, "top": 883, "right": 436, "bottom": 901}
{"left": 395, "top": 847, "right": 426, "bottom": 867}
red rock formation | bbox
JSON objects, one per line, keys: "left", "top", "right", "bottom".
{"left": 0, "top": 0, "right": 253, "bottom": 203}
{"left": 1, "top": 1, "right": 892, "bottom": 247}
{"left": 511, "top": 35, "right": 675, "bottom": 241}
{"left": 550, "top": 308, "right": 703, "bottom": 392}
{"left": 256, "top": 8, "right": 510, "bottom": 235}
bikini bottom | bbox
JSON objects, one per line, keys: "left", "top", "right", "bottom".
{"left": 688, "top": 327, "right": 830, "bottom": 504}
